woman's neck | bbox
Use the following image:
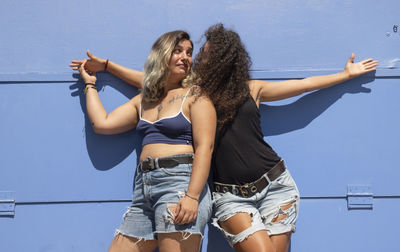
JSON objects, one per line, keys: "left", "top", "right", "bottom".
{"left": 165, "top": 75, "right": 183, "bottom": 91}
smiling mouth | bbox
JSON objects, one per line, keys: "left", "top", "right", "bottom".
{"left": 178, "top": 64, "right": 188, "bottom": 70}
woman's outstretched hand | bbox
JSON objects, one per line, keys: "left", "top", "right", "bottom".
{"left": 70, "top": 50, "right": 106, "bottom": 74}
{"left": 78, "top": 60, "right": 97, "bottom": 84}
{"left": 344, "top": 53, "right": 378, "bottom": 79}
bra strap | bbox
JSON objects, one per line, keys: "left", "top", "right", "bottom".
{"left": 139, "top": 99, "right": 143, "bottom": 119}
{"left": 180, "top": 87, "right": 192, "bottom": 112}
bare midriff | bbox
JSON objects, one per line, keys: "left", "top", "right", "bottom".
{"left": 139, "top": 143, "right": 194, "bottom": 161}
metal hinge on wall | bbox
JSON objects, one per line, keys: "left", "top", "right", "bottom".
{"left": 0, "top": 191, "right": 15, "bottom": 217}
{"left": 347, "top": 185, "right": 373, "bottom": 210}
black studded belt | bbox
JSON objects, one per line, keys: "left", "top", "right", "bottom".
{"left": 138, "top": 155, "right": 193, "bottom": 173}
{"left": 213, "top": 159, "right": 286, "bottom": 198}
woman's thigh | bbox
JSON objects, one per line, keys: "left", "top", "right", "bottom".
{"left": 158, "top": 232, "right": 202, "bottom": 252}
{"left": 108, "top": 233, "right": 158, "bottom": 252}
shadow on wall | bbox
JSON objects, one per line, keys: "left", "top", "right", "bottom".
{"left": 260, "top": 75, "right": 376, "bottom": 137}
{"left": 70, "top": 73, "right": 142, "bottom": 171}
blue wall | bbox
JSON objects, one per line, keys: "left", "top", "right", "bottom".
{"left": 1, "top": 1, "right": 399, "bottom": 251}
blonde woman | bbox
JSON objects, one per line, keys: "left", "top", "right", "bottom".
{"left": 73, "top": 30, "right": 216, "bottom": 252}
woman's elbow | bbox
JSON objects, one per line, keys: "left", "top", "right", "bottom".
{"left": 91, "top": 122, "right": 114, "bottom": 135}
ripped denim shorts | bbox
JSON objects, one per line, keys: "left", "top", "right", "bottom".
{"left": 212, "top": 167, "right": 300, "bottom": 247}
{"left": 116, "top": 154, "right": 212, "bottom": 241}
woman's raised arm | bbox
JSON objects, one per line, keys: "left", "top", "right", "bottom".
{"left": 78, "top": 60, "right": 141, "bottom": 135}
{"left": 249, "top": 54, "right": 378, "bottom": 103}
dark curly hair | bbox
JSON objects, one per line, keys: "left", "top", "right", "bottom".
{"left": 193, "top": 24, "right": 252, "bottom": 131}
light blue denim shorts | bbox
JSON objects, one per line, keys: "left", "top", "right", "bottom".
{"left": 212, "top": 166, "right": 300, "bottom": 246}
{"left": 116, "top": 154, "right": 212, "bottom": 241}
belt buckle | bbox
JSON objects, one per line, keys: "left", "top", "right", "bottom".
{"left": 141, "top": 158, "right": 155, "bottom": 172}
{"left": 232, "top": 186, "right": 239, "bottom": 195}
{"left": 239, "top": 186, "right": 249, "bottom": 197}
{"left": 148, "top": 159, "right": 155, "bottom": 170}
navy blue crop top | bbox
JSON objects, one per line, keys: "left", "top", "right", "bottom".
{"left": 136, "top": 88, "right": 193, "bottom": 146}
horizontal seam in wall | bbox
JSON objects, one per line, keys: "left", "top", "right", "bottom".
{"left": 15, "top": 199, "right": 132, "bottom": 205}
{"left": 13, "top": 196, "right": 400, "bottom": 205}
{"left": 0, "top": 69, "right": 399, "bottom": 83}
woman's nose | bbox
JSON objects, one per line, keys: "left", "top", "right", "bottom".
{"left": 181, "top": 52, "right": 189, "bottom": 61}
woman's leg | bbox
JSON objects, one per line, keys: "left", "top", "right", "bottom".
{"left": 268, "top": 201, "right": 295, "bottom": 252}
{"left": 219, "top": 212, "right": 292, "bottom": 252}
{"left": 158, "top": 232, "right": 202, "bottom": 252}
{"left": 219, "top": 212, "right": 275, "bottom": 252}
{"left": 108, "top": 233, "right": 158, "bottom": 252}
{"left": 270, "top": 232, "right": 291, "bottom": 252}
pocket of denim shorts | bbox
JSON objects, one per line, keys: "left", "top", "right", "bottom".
{"left": 211, "top": 192, "right": 223, "bottom": 205}
{"left": 274, "top": 170, "right": 294, "bottom": 187}
{"left": 159, "top": 164, "right": 192, "bottom": 176}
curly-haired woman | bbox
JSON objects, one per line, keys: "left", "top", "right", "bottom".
{"left": 72, "top": 24, "right": 377, "bottom": 252}
{"left": 72, "top": 30, "right": 216, "bottom": 252}
{"left": 193, "top": 24, "right": 377, "bottom": 252}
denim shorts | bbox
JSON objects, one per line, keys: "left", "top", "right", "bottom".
{"left": 116, "top": 154, "right": 212, "bottom": 241}
{"left": 212, "top": 166, "right": 300, "bottom": 246}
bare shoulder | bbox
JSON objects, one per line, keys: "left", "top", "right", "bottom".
{"left": 247, "top": 80, "right": 262, "bottom": 102}
{"left": 248, "top": 79, "right": 274, "bottom": 90}
{"left": 187, "top": 85, "right": 210, "bottom": 103}
{"left": 248, "top": 79, "right": 275, "bottom": 103}
{"left": 128, "top": 93, "right": 142, "bottom": 110}
{"left": 188, "top": 85, "right": 202, "bottom": 97}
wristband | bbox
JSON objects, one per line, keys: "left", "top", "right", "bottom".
{"left": 84, "top": 85, "right": 97, "bottom": 95}
{"left": 104, "top": 59, "right": 109, "bottom": 72}
{"left": 185, "top": 193, "right": 199, "bottom": 202}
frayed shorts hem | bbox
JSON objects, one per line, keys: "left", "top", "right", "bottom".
{"left": 114, "top": 229, "right": 156, "bottom": 241}
{"left": 156, "top": 231, "right": 204, "bottom": 241}
{"left": 266, "top": 223, "right": 296, "bottom": 236}
{"left": 114, "top": 229, "right": 203, "bottom": 242}
{"left": 212, "top": 213, "right": 296, "bottom": 247}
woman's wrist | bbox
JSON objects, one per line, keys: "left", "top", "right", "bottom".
{"left": 104, "top": 59, "right": 109, "bottom": 72}
{"left": 342, "top": 69, "right": 352, "bottom": 80}
{"left": 84, "top": 83, "right": 97, "bottom": 94}
{"left": 185, "top": 192, "right": 199, "bottom": 202}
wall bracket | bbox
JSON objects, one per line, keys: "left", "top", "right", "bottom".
{"left": 0, "top": 191, "right": 15, "bottom": 217}
{"left": 347, "top": 185, "right": 373, "bottom": 210}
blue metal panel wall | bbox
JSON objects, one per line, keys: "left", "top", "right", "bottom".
{"left": 1, "top": 1, "right": 399, "bottom": 251}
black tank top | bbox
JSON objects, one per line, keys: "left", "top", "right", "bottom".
{"left": 212, "top": 96, "right": 281, "bottom": 185}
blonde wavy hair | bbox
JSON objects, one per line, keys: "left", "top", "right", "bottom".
{"left": 142, "top": 30, "right": 194, "bottom": 102}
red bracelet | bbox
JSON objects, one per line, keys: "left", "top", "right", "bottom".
{"left": 104, "top": 59, "right": 109, "bottom": 72}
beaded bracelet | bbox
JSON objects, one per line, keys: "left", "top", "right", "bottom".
{"left": 185, "top": 193, "right": 199, "bottom": 202}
